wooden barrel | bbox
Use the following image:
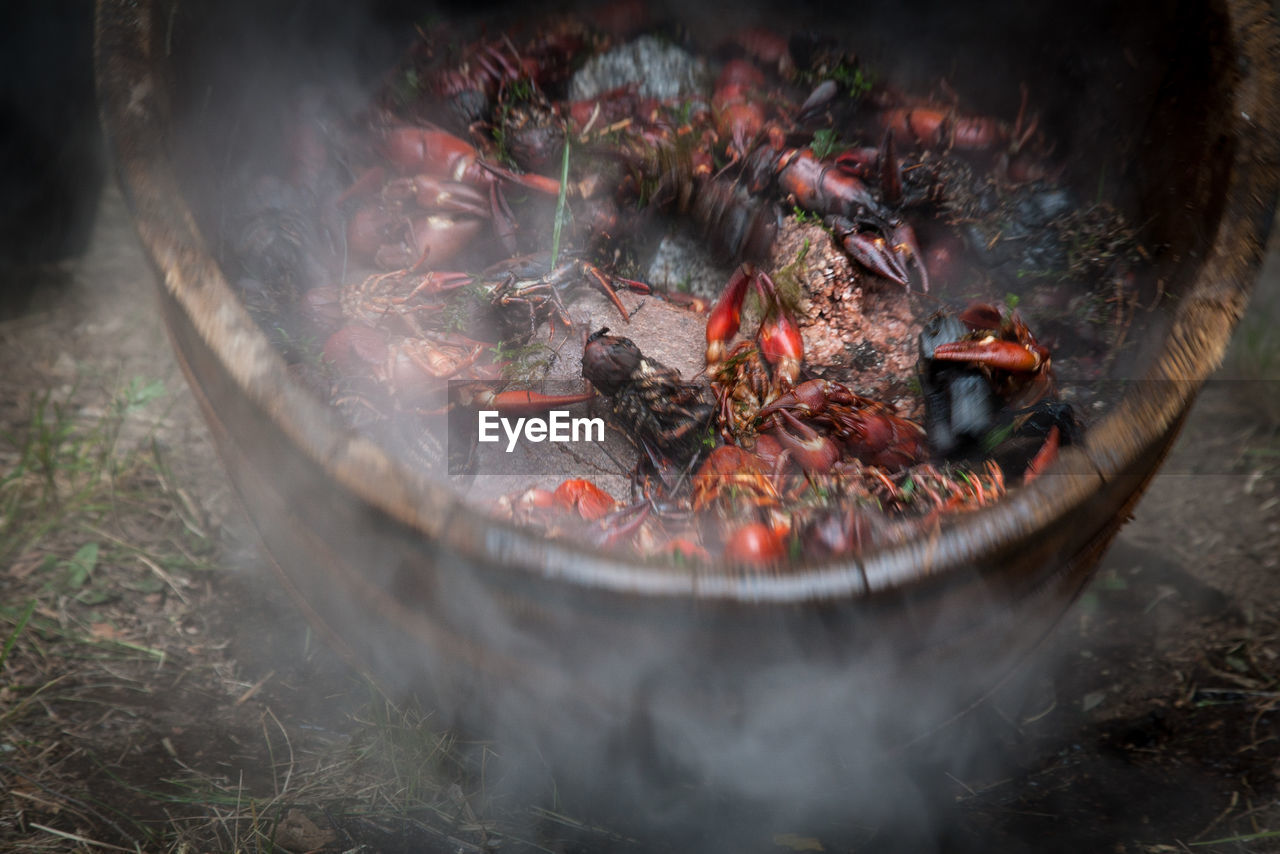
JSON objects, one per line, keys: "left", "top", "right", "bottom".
{"left": 95, "top": 0, "right": 1280, "bottom": 820}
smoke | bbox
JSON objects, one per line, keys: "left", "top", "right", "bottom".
{"left": 146, "top": 0, "right": 1217, "bottom": 849}
{"left": 363, "top": 527, "right": 1076, "bottom": 852}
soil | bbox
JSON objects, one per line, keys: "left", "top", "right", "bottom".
{"left": 1, "top": 177, "right": 1279, "bottom": 853}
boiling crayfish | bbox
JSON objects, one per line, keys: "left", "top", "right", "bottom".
{"left": 343, "top": 124, "right": 562, "bottom": 268}
{"left": 471, "top": 252, "right": 649, "bottom": 340}
{"left": 704, "top": 264, "right": 927, "bottom": 475}
{"left": 918, "top": 303, "right": 1079, "bottom": 482}
{"left": 303, "top": 19, "right": 1101, "bottom": 570}
{"left": 331, "top": 240, "right": 647, "bottom": 352}
{"left": 927, "top": 302, "right": 1053, "bottom": 406}
{"left": 697, "top": 54, "right": 934, "bottom": 290}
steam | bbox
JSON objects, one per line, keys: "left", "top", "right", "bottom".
{"left": 159, "top": 0, "right": 1163, "bottom": 849}
{"left": 397, "top": 538, "right": 1053, "bottom": 850}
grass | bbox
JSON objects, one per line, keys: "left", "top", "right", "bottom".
{"left": 0, "top": 376, "right": 183, "bottom": 565}
{"left": 0, "top": 382, "right": 211, "bottom": 650}
{"left": 0, "top": 600, "right": 34, "bottom": 672}
{"left": 1227, "top": 291, "right": 1280, "bottom": 379}
{"left": 0, "top": 373, "right": 619, "bottom": 853}
{"left": 549, "top": 139, "right": 572, "bottom": 268}
{"left": 126, "top": 688, "right": 468, "bottom": 850}
{"left": 1223, "top": 287, "right": 1280, "bottom": 475}
{"left": 0, "top": 373, "right": 224, "bottom": 849}
{"left": 79, "top": 679, "right": 612, "bottom": 853}
{"left": 0, "top": 376, "right": 219, "bottom": 635}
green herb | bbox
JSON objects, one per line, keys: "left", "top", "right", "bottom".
{"left": 810, "top": 128, "right": 846, "bottom": 160}
{"left": 62, "top": 542, "right": 99, "bottom": 589}
{"left": 489, "top": 340, "right": 552, "bottom": 385}
{"left": 391, "top": 68, "right": 424, "bottom": 107}
{"left": 674, "top": 98, "right": 696, "bottom": 128}
{"left": 830, "top": 63, "right": 874, "bottom": 98}
{"left": 983, "top": 422, "right": 1017, "bottom": 452}
{"left": 773, "top": 238, "right": 811, "bottom": 311}
{"left": 899, "top": 475, "right": 916, "bottom": 500}
{"left": 441, "top": 283, "right": 486, "bottom": 334}
{"left": 0, "top": 599, "right": 35, "bottom": 671}
{"left": 489, "top": 122, "right": 510, "bottom": 163}
{"left": 550, "top": 140, "right": 571, "bottom": 268}
{"left": 506, "top": 78, "right": 535, "bottom": 104}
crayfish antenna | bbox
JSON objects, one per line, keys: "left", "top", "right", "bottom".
{"left": 579, "top": 261, "right": 631, "bottom": 322}
{"left": 879, "top": 128, "right": 902, "bottom": 207}
{"left": 1011, "top": 82, "right": 1039, "bottom": 153}
{"left": 490, "top": 183, "right": 520, "bottom": 255}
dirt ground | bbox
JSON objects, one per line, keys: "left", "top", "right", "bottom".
{"left": 1, "top": 175, "right": 1278, "bottom": 853}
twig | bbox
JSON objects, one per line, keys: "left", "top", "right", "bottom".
{"left": 1190, "top": 790, "right": 1239, "bottom": 842}
{"left": 263, "top": 705, "right": 295, "bottom": 799}
{"left": 0, "top": 762, "right": 140, "bottom": 848}
{"left": 28, "top": 823, "right": 135, "bottom": 852}
{"left": 945, "top": 771, "right": 979, "bottom": 798}
{"left": 136, "top": 553, "right": 191, "bottom": 605}
{"left": 234, "top": 669, "right": 275, "bottom": 706}
{"left": 1191, "top": 829, "right": 1280, "bottom": 847}
{"left": 577, "top": 101, "right": 602, "bottom": 137}
{"left": 1241, "top": 696, "right": 1280, "bottom": 754}
{"left": 9, "top": 788, "right": 66, "bottom": 812}
{"left": 1022, "top": 696, "right": 1057, "bottom": 724}
{"left": 528, "top": 805, "right": 642, "bottom": 844}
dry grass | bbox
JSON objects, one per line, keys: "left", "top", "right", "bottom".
{"left": 0, "top": 373, "right": 627, "bottom": 853}
{"left": 1, "top": 375, "right": 213, "bottom": 851}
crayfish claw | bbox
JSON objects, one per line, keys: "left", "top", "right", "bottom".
{"left": 888, "top": 220, "right": 929, "bottom": 292}
{"left": 768, "top": 410, "right": 842, "bottom": 473}
{"left": 797, "top": 79, "right": 839, "bottom": 124}
{"left": 705, "top": 264, "right": 755, "bottom": 366}
{"left": 831, "top": 224, "right": 910, "bottom": 287}
{"left": 827, "top": 215, "right": 929, "bottom": 292}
